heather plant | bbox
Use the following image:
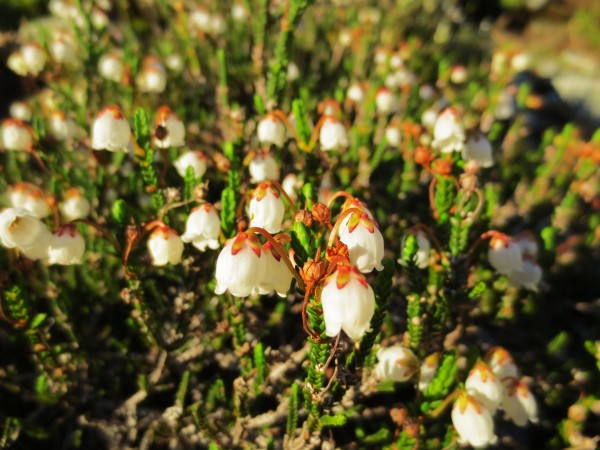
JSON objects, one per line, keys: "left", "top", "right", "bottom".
{"left": 0, "top": 1, "right": 599, "bottom": 449}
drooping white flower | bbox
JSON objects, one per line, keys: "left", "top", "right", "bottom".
{"left": 248, "top": 183, "right": 285, "bottom": 234}
{"left": 375, "top": 345, "right": 419, "bottom": 382}
{"left": 9, "top": 101, "right": 32, "bottom": 122}
{"left": 507, "top": 260, "right": 542, "bottom": 292}
{"left": 375, "top": 87, "right": 396, "bottom": 115}
{"left": 48, "top": 111, "right": 79, "bottom": 141}
{"left": 346, "top": 83, "right": 365, "bottom": 103}
{"left": 488, "top": 233, "right": 523, "bottom": 275}
{"left": 0, "top": 208, "right": 46, "bottom": 249}
{"left": 8, "top": 183, "right": 51, "bottom": 219}
{"left": 385, "top": 123, "right": 402, "bottom": 147}
{"left": 20, "top": 228, "right": 53, "bottom": 263}
{"left": 399, "top": 230, "right": 431, "bottom": 269}
{"left": 174, "top": 151, "right": 207, "bottom": 179}
{"left": 91, "top": 105, "right": 131, "bottom": 152}
{"left": 485, "top": 346, "right": 519, "bottom": 381}
{"left": 258, "top": 241, "right": 293, "bottom": 297}
{"left": 249, "top": 152, "right": 279, "bottom": 183}
{"left": 257, "top": 114, "right": 286, "bottom": 148}
{"left": 452, "top": 393, "right": 498, "bottom": 449}
{"left": 432, "top": 107, "right": 465, "bottom": 154}
{"left": 136, "top": 56, "right": 167, "bottom": 94}
{"left": 59, "top": 188, "right": 91, "bottom": 222}
{"left": 181, "top": 203, "right": 221, "bottom": 252}
{"left": 48, "top": 225, "right": 85, "bottom": 265}
{"left": 462, "top": 133, "right": 494, "bottom": 168}
{"left": 98, "top": 52, "right": 125, "bottom": 83}
{"left": 465, "top": 361, "right": 503, "bottom": 414}
{"left": 450, "top": 64, "right": 468, "bottom": 84}
{"left": 418, "top": 353, "right": 440, "bottom": 391}
{"left": 154, "top": 106, "right": 185, "bottom": 148}
{"left": 338, "top": 211, "right": 384, "bottom": 273}
{"left": 147, "top": 225, "right": 184, "bottom": 266}
{"left": 321, "top": 265, "right": 375, "bottom": 340}
{"left": 501, "top": 378, "right": 539, "bottom": 426}
{"left": 49, "top": 32, "right": 77, "bottom": 64}
{"left": 214, "top": 232, "right": 266, "bottom": 297}
{"left": 281, "top": 173, "right": 301, "bottom": 202}
{"left": 319, "top": 116, "right": 349, "bottom": 152}
{"left": 341, "top": 197, "right": 373, "bottom": 219}
{"left": 1, "top": 119, "right": 34, "bottom": 151}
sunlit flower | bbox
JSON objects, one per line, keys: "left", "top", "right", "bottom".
{"left": 485, "top": 346, "right": 519, "bottom": 381}
{"left": 462, "top": 133, "right": 494, "bottom": 168}
{"left": 136, "top": 56, "right": 167, "bottom": 93}
{"left": 432, "top": 107, "right": 465, "bottom": 154}
{"left": 375, "top": 345, "right": 419, "bottom": 382}
{"left": 488, "top": 233, "right": 523, "bottom": 275}
{"left": 173, "top": 151, "right": 207, "bottom": 179}
{"left": 319, "top": 116, "right": 349, "bottom": 152}
{"left": 147, "top": 225, "right": 184, "bottom": 266}
{"left": 258, "top": 241, "right": 293, "bottom": 297}
{"left": 91, "top": 105, "right": 131, "bottom": 152}
{"left": 48, "top": 111, "right": 80, "bottom": 141}
{"left": 8, "top": 183, "right": 51, "bottom": 219}
{"left": 465, "top": 361, "right": 503, "bottom": 414}
{"left": 249, "top": 152, "right": 279, "bottom": 183}
{"left": 59, "top": 188, "right": 91, "bottom": 222}
{"left": 452, "top": 393, "right": 497, "bottom": 449}
{"left": 154, "top": 106, "right": 185, "bottom": 148}
{"left": 181, "top": 203, "right": 221, "bottom": 252}
{"left": 257, "top": 114, "right": 286, "bottom": 148}
{"left": 346, "top": 83, "right": 365, "bottom": 103}
{"left": 48, "top": 225, "right": 85, "bottom": 265}
{"left": 98, "top": 52, "right": 125, "bottom": 83}
{"left": 338, "top": 212, "right": 384, "bottom": 273}
{"left": 9, "top": 101, "right": 32, "bottom": 122}
{"left": 7, "top": 43, "right": 46, "bottom": 76}
{"left": 248, "top": 183, "right": 285, "bottom": 234}
{"left": 49, "top": 32, "right": 78, "bottom": 64}
{"left": 418, "top": 353, "right": 440, "bottom": 391}
{"left": 507, "top": 260, "right": 542, "bottom": 292}
{"left": 375, "top": 87, "right": 396, "bottom": 115}
{"left": 385, "top": 122, "right": 402, "bottom": 148}
{"left": 399, "top": 230, "right": 431, "bottom": 269}
{"left": 501, "top": 378, "right": 539, "bottom": 426}
{"left": 1, "top": 119, "right": 34, "bottom": 151}
{"left": 0, "top": 208, "right": 46, "bottom": 250}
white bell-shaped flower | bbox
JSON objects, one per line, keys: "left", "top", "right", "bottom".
{"left": 147, "top": 225, "right": 184, "bottom": 266}
{"left": 7, "top": 51, "right": 28, "bottom": 76}
{"left": 249, "top": 152, "right": 280, "bottom": 183}
{"left": 432, "top": 107, "right": 465, "bottom": 154}
{"left": 507, "top": 260, "right": 542, "bottom": 292}
{"left": 399, "top": 230, "right": 431, "bottom": 269}
{"left": 59, "top": 188, "right": 91, "bottom": 222}
{"left": 462, "top": 133, "right": 494, "bottom": 168}
{"left": 421, "top": 107, "right": 439, "bottom": 131}
{"left": 48, "top": 112, "right": 79, "bottom": 141}
{"left": 9, "top": 101, "right": 32, "bottom": 122}
{"left": 21, "top": 228, "right": 53, "bottom": 263}
{"left": 257, "top": 114, "right": 286, "bottom": 148}
{"left": 0, "top": 208, "right": 47, "bottom": 249}
{"left": 48, "top": 225, "right": 85, "bottom": 265}
{"left": 136, "top": 56, "right": 167, "bottom": 94}
{"left": 450, "top": 65, "right": 468, "bottom": 84}
{"left": 375, "top": 345, "right": 419, "bottom": 382}
{"left": 2, "top": 119, "right": 33, "bottom": 151}
{"left": 49, "top": 33, "right": 77, "bottom": 64}
{"left": 98, "top": 52, "right": 125, "bottom": 83}
{"left": 338, "top": 212, "right": 384, "bottom": 273}
{"left": 154, "top": 106, "right": 185, "bottom": 148}
{"left": 465, "top": 361, "right": 503, "bottom": 414}
{"left": 258, "top": 241, "right": 293, "bottom": 297}
{"left": 346, "top": 83, "right": 365, "bottom": 103}
{"left": 173, "top": 151, "right": 207, "bottom": 179}
{"left": 8, "top": 43, "right": 46, "bottom": 76}
{"left": 341, "top": 197, "right": 373, "bottom": 218}
{"left": 418, "top": 353, "right": 440, "bottom": 391}
{"left": 452, "top": 393, "right": 498, "bottom": 449}
{"left": 8, "top": 183, "right": 51, "bottom": 219}
{"left": 181, "top": 203, "right": 221, "bottom": 252}
{"left": 248, "top": 183, "right": 285, "bottom": 234}
{"left": 375, "top": 87, "right": 396, "bottom": 115}
{"left": 91, "top": 105, "right": 131, "bottom": 152}
{"left": 321, "top": 265, "right": 375, "bottom": 340}
{"left": 282, "top": 173, "right": 301, "bottom": 202}
{"left": 319, "top": 116, "right": 349, "bottom": 152}
{"left": 485, "top": 346, "right": 519, "bottom": 381}
{"left": 488, "top": 234, "right": 523, "bottom": 275}
{"left": 214, "top": 232, "right": 266, "bottom": 297}
{"left": 501, "top": 378, "right": 539, "bottom": 426}
{"left": 385, "top": 123, "right": 402, "bottom": 147}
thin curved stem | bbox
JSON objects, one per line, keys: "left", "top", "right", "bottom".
{"left": 157, "top": 197, "right": 197, "bottom": 221}
{"left": 427, "top": 389, "right": 461, "bottom": 419}
{"left": 70, "top": 218, "right": 122, "bottom": 253}
{"left": 267, "top": 179, "right": 297, "bottom": 215}
{"left": 408, "top": 224, "right": 449, "bottom": 265}
{"left": 27, "top": 148, "right": 51, "bottom": 174}
{"left": 246, "top": 226, "right": 305, "bottom": 290}
{"left": 327, "top": 207, "right": 364, "bottom": 249}
{"left": 326, "top": 190, "right": 356, "bottom": 209}
{"left": 270, "top": 110, "right": 308, "bottom": 152}
{"left": 307, "top": 114, "right": 330, "bottom": 152}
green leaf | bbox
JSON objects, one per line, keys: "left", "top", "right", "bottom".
{"left": 29, "top": 313, "right": 47, "bottom": 330}
{"left": 319, "top": 414, "right": 347, "bottom": 428}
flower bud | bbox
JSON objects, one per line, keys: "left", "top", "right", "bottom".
{"left": 174, "top": 151, "right": 207, "bottom": 179}
{"left": 321, "top": 265, "right": 375, "bottom": 340}
{"left": 9, "top": 101, "right": 32, "bottom": 122}
{"left": 311, "top": 203, "right": 331, "bottom": 225}
{"left": 181, "top": 203, "right": 220, "bottom": 252}
{"left": 319, "top": 116, "right": 349, "bottom": 152}
{"left": 91, "top": 105, "right": 131, "bottom": 152}
{"left": 375, "top": 87, "right": 396, "bottom": 115}
{"left": 215, "top": 232, "right": 266, "bottom": 297}
{"left": 257, "top": 114, "right": 286, "bottom": 148}
{"left": 147, "top": 225, "right": 184, "bottom": 266}
{"left": 488, "top": 234, "right": 523, "bottom": 275}
{"left": 248, "top": 183, "right": 285, "bottom": 234}
{"left": 98, "top": 52, "right": 125, "bottom": 83}
{"left": 136, "top": 56, "right": 167, "bottom": 94}
{"left": 338, "top": 212, "right": 384, "bottom": 273}
{"left": 452, "top": 393, "right": 497, "bottom": 449}
{"left": 375, "top": 345, "right": 419, "bottom": 382}
{"left": 462, "top": 133, "right": 494, "bottom": 168}
{"left": 485, "top": 346, "right": 519, "bottom": 381}
{"left": 154, "top": 106, "right": 185, "bottom": 148}
{"left": 418, "top": 353, "right": 440, "bottom": 391}
{"left": 501, "top": 378, "right": 539, "bottom": 426}
{"left": 249, "top": 152, "right": 279, "bottom": 183}
{"left": 8, "top": 183, "right": 51, "bottom": 218}
{"left": 465, "top": 361, "right": 503, "bottom": 414}
{"left": 0, "top": 208, "right": 46, "bottom": 249}
{"left": 432, "top": 107, "right": 465, "bottom": 154}
{"left": 258, "top": 242, "right": 293, "bottom": 297}
{"left": 48, "top": 225, "right": 85, "bottom": 265}
{"left": 1, "top": 119, "right": 33, "bottom": 151}
{"left": 59, "top": 188, "right": 91, "bottom": 221}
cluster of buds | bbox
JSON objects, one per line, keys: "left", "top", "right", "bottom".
{"left": 487, "top": 231, "right": 542, "bottom": 291}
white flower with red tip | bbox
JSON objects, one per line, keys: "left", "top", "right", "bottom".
{"left": 0, "top": 208, "right": 46, "bottom": 250}
{"left": 248, "top": 183, "right": 285, "bottom": 234}
{"left": 154, "top": 106, "right": 185, "bottom": 148}
{"left": 181, "top": 203, "right": 221, "bottom": 252}
{"left": 147, "top": 225, "right": 184, "bottom": 266}
{"left": 136, "top": 56, "right": 167, "bottom": 94}
{"left": 375, "top": 87, "right": 396, "bottom": 115}
{"left": 501, "top": 378, "right": 538, "bottom": 426}
{"left": 321, "top": 265, "right": 375, "bottom": 340}
{"left": 452, "top": 393, "right": 498, "bottom": 449}
{"left": 341, "top": 197, "right": 373, "bottom": 218}
{"left": 319, "top": 116, "right": 349, "bottom": 152}
{"left": 59, "top": 188, "right": 91, "bottom": 222}
{"left": 2, "top": 119, "right": 34, "bottom": 151}
{"left": 375, "top": 345, "right": 419, "bottom": 382}
{"left": 215, "top": 232, "right": 266, "bottom": 297}
{"left": 259, "top": 241, "right": 293, "bottom": 297}
{"left": 488, "top": 233, "right": 523, "bottom": 275}
{"left": 48, "top": 224, "right": 85, "bottom": 265}
{"left": 485, "top": 346, "right": 519, "bottom": 381}
{"left": 257, "top": 114, "right": 286, "bottom": 148}
{"left": 8, "top": 183, "right": 51, "bottom": 219}
{"left": 174, "top": 151, "right": 207, "bottom": 179}
{"left": 249, "top": 152, "right": 280, "bottom": 183}
{"left": 91, "top": 105, "right": 131, "bottom": 152}
{"left": 338, "top": 212, "right": 384, "bottom": 273}
{"left": 466, "top": 361, "right": 503, "bottom": 414}
{"left": 462, "top": 133, "right": 494, "bottom": 168}
{"left": 98, "top": 52, "right": 125, "bottom": 83}
{"left": 432, "top": 107, "right": 465, "bottom": 154}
